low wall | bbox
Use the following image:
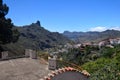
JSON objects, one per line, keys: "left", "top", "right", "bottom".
{"left": 0, "top": 49, "right": 37, "bottom": 61}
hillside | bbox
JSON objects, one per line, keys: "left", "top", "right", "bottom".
{"left": 2, "top": 21, "right": 70, "bottom": 56}
{"left": 58, "top": 43, "right": 120, "bottom": 79}
{"left": 63, "top": 30, "right": 120, "bottom": 43}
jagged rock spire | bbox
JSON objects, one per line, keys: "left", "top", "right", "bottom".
{"left": 36, "top": 20, "right": 41, "bottom": 27}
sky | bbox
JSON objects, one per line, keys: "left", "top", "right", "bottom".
{"left": 3, "top": 0, "right": 120, "bottom": 33}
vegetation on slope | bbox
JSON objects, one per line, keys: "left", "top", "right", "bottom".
{"left": 2, "top": 21, "right": 70, "bottom": 56}
{"left": 58, "top": 45, "right": 120, "bottom": 80}
{"left": 82, "top": 45, "right": 120, "bottom": 80}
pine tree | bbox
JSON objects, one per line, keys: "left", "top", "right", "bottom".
{"left": 0, "top": 0, "right": 19, "bottom": 50}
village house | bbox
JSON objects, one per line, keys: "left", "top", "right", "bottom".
{"left": 109, "top": 38, "right": 120, "bottom": 45}
{"left": 98, "top": 40, "right": 110, "bottom": 48}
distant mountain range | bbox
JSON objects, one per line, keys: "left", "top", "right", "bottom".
{"left": 2, "top": 20, "right": 120, "bottom": 56}
{"left": 63, "top": 30, "right": 120, "bottom": 43}
{"left": 2, "top": 21, "right": 70, "bottom": 56}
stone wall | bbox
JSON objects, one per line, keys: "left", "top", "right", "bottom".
{"left": 0, "top": 52, "right": 1, "bottom": 58}
{"left": 40, "top": 67, "right": 90, "bottom": 80}
{"left": 0, "top": 49, "right": 37, "bottom": 60}
{"left": 1, "top": 51, "right": 8, "bottom": 59}
{"left": 25, "top": 49, "right": 37, "bottom": 59}
{"left": 48, "top": 57, "right": 57, "bottom": 70}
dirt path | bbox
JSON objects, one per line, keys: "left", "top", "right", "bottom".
{"left": 0, "top": 58, "right": 50, "bottom": 80}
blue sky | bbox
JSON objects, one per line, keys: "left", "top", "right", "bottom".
{"left": 3, "top": 0, "right": 120, "bottom": 33}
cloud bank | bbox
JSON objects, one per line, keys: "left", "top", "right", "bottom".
{"left": 90, "top": 26, "right": 120, "bottom": 32}
{"left": 90, "top": 27, "right": 107, "bottom": 32}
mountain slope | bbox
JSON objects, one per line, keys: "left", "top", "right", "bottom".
{"left": 3, "top": 21, "right": 70, "bottom": 56}
{"left": 63, "top": 30, "right": 120, "bottom": 43}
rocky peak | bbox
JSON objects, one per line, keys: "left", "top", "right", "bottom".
{"left": 36, "top": 20, "right": 41, "bottom": 27}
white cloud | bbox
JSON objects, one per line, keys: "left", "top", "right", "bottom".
{"left": 110, "top": 27, "right": 120, "bottom": 31}
{"left": 89, "top": 26, "right": 120, "bottom": 32}
{"left": 90, "top": 26, "right": 107, "bottom": 32}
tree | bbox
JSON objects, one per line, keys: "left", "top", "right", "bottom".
{"left": 100, "top": 47, "right": 115, "bottom": 58}
{"left": 0, "top": 0, "right": 19, "bottom": 51}
{"left": 0, "top": 0, "right": 9, "bottom": 18}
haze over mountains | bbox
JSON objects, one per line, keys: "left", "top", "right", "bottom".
{"left": 63, "top": 30, "right": 120, "bottom": 43}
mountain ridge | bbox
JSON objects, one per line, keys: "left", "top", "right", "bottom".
{"left": 63, "top": 30, "right": 120, "bottom": 43}
{"left": 2, "top": 21, "right": 70, "bottom": 56}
